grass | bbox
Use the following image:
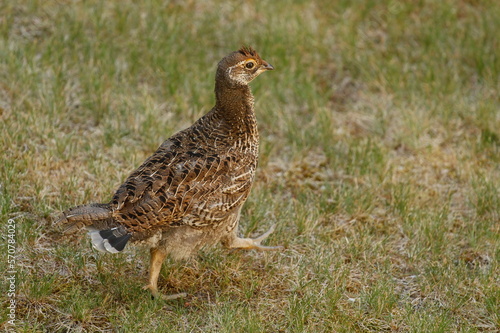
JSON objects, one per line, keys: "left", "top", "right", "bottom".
{"left": 1, "top": 0, "right": 499, "bottom": 331}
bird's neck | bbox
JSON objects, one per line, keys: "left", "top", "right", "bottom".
{"left": 214, "top": 84, "right": 258, "bottom": 139}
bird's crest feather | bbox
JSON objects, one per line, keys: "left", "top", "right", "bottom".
{"left": 238, "top": 46, "right": 258, "bottom": 57}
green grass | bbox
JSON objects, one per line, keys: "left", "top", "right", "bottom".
{"left": 1, "top": 0, "right": 499, "bottom": 331}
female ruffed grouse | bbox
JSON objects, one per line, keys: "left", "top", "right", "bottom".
{"left": 56, "top": 47, "right": 280, "bottom": 299}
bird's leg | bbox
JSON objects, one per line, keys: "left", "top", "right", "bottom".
{"left": 222, "top": 224, "right": 283, "bottom": 251}
{"left": 142, "top": 247, "right": 186, "bottom": 300}
{"left": 142, "top": 247, "right": 166, "bottom": 298}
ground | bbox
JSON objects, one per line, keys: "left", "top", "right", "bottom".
{"left": 0, "top": 0, "right": 499, "bottom": 332}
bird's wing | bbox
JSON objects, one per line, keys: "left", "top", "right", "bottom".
{"left": 110, "top": 134, "right": 254, "bottom": 236}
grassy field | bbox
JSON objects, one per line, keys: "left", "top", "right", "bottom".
{"left": 1, "top": 0, "right": 499, "bottom": 331}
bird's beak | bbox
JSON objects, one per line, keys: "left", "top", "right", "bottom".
{"left": 261, "top": 61, "right": 274, "bottom": 71}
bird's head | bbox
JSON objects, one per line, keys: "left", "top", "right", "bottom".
{"left": 216, "top": 46, "right": 274, "bottom": 88}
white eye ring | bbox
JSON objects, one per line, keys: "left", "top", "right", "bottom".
{"left": 245, "top": 61, "right": 255, "bottom": 69}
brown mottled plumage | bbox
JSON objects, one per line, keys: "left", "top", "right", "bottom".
{"left": 55, "top": 47, "right": 280, "bottom": 299}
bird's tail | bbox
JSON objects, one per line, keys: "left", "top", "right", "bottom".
{"left": 55, "top": 203, "right": 131, "bottom": 253}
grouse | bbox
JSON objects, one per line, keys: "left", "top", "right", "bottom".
{"left": 56, "top": 46, "right": 280, "bottom": 299}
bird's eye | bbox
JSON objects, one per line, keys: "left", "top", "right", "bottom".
{"left": 245, "top": 61, "right": 255, "bottom": 69}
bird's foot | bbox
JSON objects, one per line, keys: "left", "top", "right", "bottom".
{"left": 250, "top": 224, "right": 283, "bottom": 250}
{"left": 227, "top": 224, "right": 283, "bottom": 251}
{"left": 142, "top": 284, "right": 187, "bottom": 300}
